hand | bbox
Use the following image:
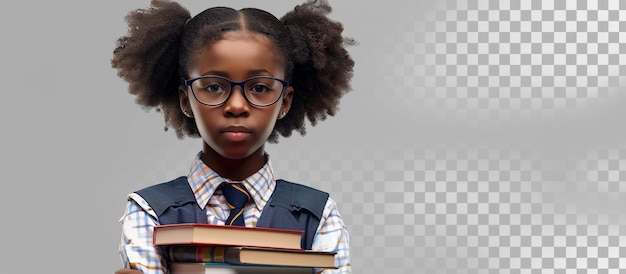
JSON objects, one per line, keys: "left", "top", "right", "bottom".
{"left": 115, "top": 269, "right": 143, "bottom": 274}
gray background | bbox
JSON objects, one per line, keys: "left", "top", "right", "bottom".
{"left": 2, "top": 0, "right": 626, "bottom": 273}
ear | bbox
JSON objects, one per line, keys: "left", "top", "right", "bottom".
{"left": 179, "top": 85, "right": 194, "bottom": 118}
{"left": 278, "top": 86, "right": 294, "bottom": 119}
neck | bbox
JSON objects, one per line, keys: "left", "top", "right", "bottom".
{"left": 200, "top": 144, "right": 267, "bottom": 181}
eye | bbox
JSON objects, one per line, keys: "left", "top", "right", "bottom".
{"left": 249, "top": 84, "right": 271, "bottom": 94}
{"left": 201, "top": 83, "right": 227, "bottom": 93}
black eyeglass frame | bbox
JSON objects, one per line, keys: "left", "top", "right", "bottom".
{"left": 183, "top": 75, "right": 289, "bottom": 107}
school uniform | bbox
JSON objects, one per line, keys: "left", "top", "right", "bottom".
{"left": 118, "top": 152, "right": 351, "bottom": 274}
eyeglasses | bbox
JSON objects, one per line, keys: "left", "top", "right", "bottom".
{"left": 184, "top": 75, "right": 289, "bottom": 107}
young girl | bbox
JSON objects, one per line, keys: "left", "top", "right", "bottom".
{"left": 111, "top": 0, "right": 354, "bottom": 273}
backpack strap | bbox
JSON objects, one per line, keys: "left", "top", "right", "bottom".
{"left": 134, "top": 176, "right": 208, "bottom": 224}
{"left": 256, "top": 179, "right": 329, "bottom": 249}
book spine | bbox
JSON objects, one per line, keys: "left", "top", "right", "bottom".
{"left": 167, "top": 246, "right": 227, "bottom": 263}
{"left": 223, "top": 247, "right": 243, "bottom": 264}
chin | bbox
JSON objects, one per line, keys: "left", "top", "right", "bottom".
{"left": 206, "top": 139, "right": 265, "bottom": 161}
{"left": 218, "top": 146, "right": 259, "bottom": 160}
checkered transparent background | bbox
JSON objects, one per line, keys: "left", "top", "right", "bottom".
{"left": 273, "top": 0, "right": 626, "bottom": 273}
{"left": 269, "top": 146, "right": 626, "bottom": 273}
{"left": 383, "top": 0, "right": 626, "bottom": 125}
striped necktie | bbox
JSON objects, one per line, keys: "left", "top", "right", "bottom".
{"left": 221, "top": 183, "right": 251, "bottom": 226}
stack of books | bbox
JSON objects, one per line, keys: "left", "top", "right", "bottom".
{"left": 153, "top": 223, "right": 337, "bottom": 274}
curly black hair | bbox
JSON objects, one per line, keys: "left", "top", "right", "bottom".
{"left": 112, "top": 0, "right": 355, "bottom": 143}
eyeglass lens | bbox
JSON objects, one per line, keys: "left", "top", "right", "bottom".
{"left": 191, "top": 77, "right": 284, "bottom": 106}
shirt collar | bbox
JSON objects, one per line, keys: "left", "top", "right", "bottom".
{"left": 186, "top": 152, "right": 276, "bottom": 211}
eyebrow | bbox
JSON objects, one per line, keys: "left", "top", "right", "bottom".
{"left": 200, "top": 69, "right": 274, "bottom": 78}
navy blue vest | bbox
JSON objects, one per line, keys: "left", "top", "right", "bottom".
{"left": 135, "top": 176, "right": 329, "bottom": 250}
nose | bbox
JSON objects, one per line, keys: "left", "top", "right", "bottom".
{"left": 223, "top": 85, "right": 250, "bottom": 117}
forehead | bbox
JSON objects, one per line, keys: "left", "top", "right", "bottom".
{"left": 188, "top": 32, "right": 285, "bottom": 78}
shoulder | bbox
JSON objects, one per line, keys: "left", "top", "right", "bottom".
{"left": 131, "top": 176, "right": 194, "bottom": 216}
{"left": 133, "top": 176, "right": 191, "bottom": 204}
{"left": 274, "top": 179, "right": 337, "bottom": 219}
{"left": 275, "top": 179, "right": 329, "bottom": 205}
{"left": 275, "top": 179, "right": 329, "bottom": 195}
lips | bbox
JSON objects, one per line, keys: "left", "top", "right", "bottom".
{"left": 221, "top": 126, "right": 251, "bottom": 133}
{"left": 221, "top": 126, "right": 252, "bottom": 142}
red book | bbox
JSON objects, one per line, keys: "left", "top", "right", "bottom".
{"left": 153, "top": 223, "right": 304, "bottom": 250}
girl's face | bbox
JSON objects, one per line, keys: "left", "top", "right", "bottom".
{"left": 181, "top": 32, "right": 293, "bottom": 163}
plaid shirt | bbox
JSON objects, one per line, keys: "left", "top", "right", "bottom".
{"left": 118, "top": 153, "right": 351, "bottom": 273}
